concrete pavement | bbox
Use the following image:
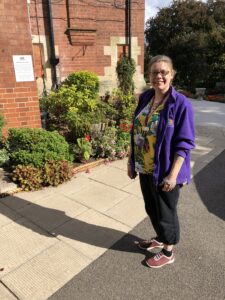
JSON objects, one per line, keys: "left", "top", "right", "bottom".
{"left": 0, "top": 99, "right": 224, "bottom": 300}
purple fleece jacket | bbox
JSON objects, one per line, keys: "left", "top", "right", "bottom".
{"left": 130, "top": 86, "right": 195, "bottom": 185}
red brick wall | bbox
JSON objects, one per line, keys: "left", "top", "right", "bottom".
{"left": 0, "top": 0, "right": 41, "bottom": 133}
{"left": 29, "top": 0, "right": 145, "bottom": 78}
{"left": 0, "top": 0, "right": 144, "bottom": 132}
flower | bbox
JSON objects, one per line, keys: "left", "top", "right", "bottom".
{"left": 85, "top": 134, "right": 91, "bottom": 141}
{"left": 119, "top": 123, "right": 132, "bottom": 132}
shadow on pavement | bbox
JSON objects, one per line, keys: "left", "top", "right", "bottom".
{"left": 193, "top": 149, "right": 225, "bottom": 221}
{"left": 0, "top": 196, "right": 143, "bottom": 254}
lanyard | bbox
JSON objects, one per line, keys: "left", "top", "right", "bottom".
{"left": 144, "top": 92, "right": 169, "bottom": 127}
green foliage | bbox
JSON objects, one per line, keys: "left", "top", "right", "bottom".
{"left": 95, "top": 98, "right": 118, "bottom": 124}
{"left": 42, "top": 85, "right": 98, "bottom": 118}
{"left": 145, "top": 0, "right": 225, "bottom": 89}
{"left": 0, "top": 114, "right": 5, "bottom": 141}
{"left": 0, "top": 148, "right": 9, "bottom": 167}
{"left": 42, "top": 160, "right": 73, "bottom": 186}
{"left": 62, "top": 70, "right": 99, "bottom": 97}
{"left": 41, "top": 71, "right": 101, "bottom": 142}
{"left": 91, "top": 120, "right": 130, "bottom": 160}
{"left": 7, "top": 128, "right": 72, "bottom": 168}
{"left": 91, "top": 125, "right": 117, "bottom": 160}
{"left": 12, "top": 165, "right": 43, "bottom": 191}
{"left": 109, "top": 89, "right": 136, "bottom": 124}
{"left": 115, "top": 126, "right": 130, "bottom": 159}
{"left": 116, "top": 56, "right": 136, "bottom": 93}
{"left": 73, "top": 137, "right": 92, "bottom": 161}
{"left": 12, "top": 160, "right": 73, "bottom": 191}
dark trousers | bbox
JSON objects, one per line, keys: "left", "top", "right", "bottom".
{"left": 139, "top": 174, "right": 180, "bottom": 245}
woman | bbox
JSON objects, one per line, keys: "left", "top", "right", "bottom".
{"left": 128, "top": 55, "right": 195, "bottom": 268}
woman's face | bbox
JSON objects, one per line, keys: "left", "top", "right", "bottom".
{"left": 149, "top": 61, "right": 174, "bottom": 94}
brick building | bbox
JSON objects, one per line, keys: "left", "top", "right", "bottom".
{"left": 0, "top": 0, "right": 145, "bottom": 131}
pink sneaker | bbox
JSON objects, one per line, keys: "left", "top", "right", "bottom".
{"left": 136, "top": 238, "right": 164, "bottom": 251}
{"left": 146, "top": 251, "right": 175, "bottom": 268}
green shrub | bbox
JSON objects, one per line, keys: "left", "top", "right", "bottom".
{"left": 109, "top": 89, "right": 136, "bottom": 124}
{"left": 8, "top": 128, "right": 73, "bottom": 168}
{"left": 0, "top": 114, "right": 5, "bottom": 141}
{"left": 62, "top": 70, "right": 99, "bottom": 97}
{"left": 42, "top": 160, "right": 73, "bottom": 187}
{"left": 116, "top": 56, "right": 136, "bottom": 94}
{"left": 12, "top": 165, "right": 43, "bottom": 191}
{"left": 41, "top": 80, "right": 100, "bottom": 142}
{"left": 0, "top": 148, "right": 9, "bottom": 167}
{"left": 11, "top": 160, "right": 74, "bottom": 191}
{"left": 42, "top": 85, "right": 99, "bottom": 118}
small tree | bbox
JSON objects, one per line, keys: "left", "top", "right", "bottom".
{"left": 116, "top": 56, "right": 136, "bottom": 94}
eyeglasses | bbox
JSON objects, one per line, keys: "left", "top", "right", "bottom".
{"left": 150, "top": 70, "right": 170, "bottom": 77}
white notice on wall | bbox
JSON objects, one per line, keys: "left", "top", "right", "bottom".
{"left": 13, "top": 55, "right": 35, "bottom": 82}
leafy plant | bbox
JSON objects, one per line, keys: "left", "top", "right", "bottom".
{"left": 62, "top": 71, "right": 99, "bottom": 98}
{"left": 7, "top": 128, "right": 73, "bottom": 168}
{"left": 12, "top": 165, "right": 43, "bottom": 191}
{"left": 116, "top": 56, "right": 136, "bottom": 94}
{"left": 42, "top": 160, "right": 73, "bottom": 186}
{"left": 109, "top": 89, "right": 136, "bottom": 124}
{"left": 0, "top": 114, "right": 5, "bottom": 142}
{"left": 91, "top": 126, "right": 117, "bottom": 160}
{"left": 41, "top": 71, "right": 101, "bottom": 142}
{"left": 0, "top": 148, "right": 9, "bottom": 167}
{"left": 73, "top": 136, "right": 92, "bottom": 161}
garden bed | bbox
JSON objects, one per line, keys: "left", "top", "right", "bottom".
{"left": 206, "top": 95, "right": 225, "bottom": 103}
{"left": 73, "top": 158, "right": 107, "bottom": 174}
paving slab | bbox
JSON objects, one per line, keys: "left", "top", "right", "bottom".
{"left": 67, "top": 180, "right": 128, "bottom": 213}
{"left": 194, "top": 135, "right": 214, "bottom": 145}
{"left": 80, "top": 164, "right": 132, "bottom": 189}
{"left": 0, "top": 194, "right": 32, "bottom": 211}
{"left": 191, "top": 144, "right": 213, "bottom": 155}
{"left": 15, "top": 188, "right": 55, "bottom": 203}
{"left": 190, "top": 160, "right": 207, "bottom": 176}
{"left": 50, "top": 175, "right": 90, "bottom": 196}
{"left": 195, "top": 124, "right": 225, "bottom": 137}
{"left": 121, "top": 178, "right": 143, "bottom": 198}
{"left": 0, "top": 283, "right": 17, "bottom": 300}
{"left": 190, "top": 99, "right": 225, "bottom": 128}
{"left": 1, "top": 242, "right": 91, "bottom": 300}
{"left": 17, "top": 193, "right": 89, "bottom": 232}
{"left": 0, "top": 202, "right": 21, "bottom": 228}
{"left": 51, "top": 209, "right": 130, "bottom": 260}
{"left": 107, "top": 158, "right": 128, "bottom": 171}
{"left": 104, "top": 194, "right": 146, "bottom": 227}
{"left": 0, "top": 218, "right": 57, "bottom": 278}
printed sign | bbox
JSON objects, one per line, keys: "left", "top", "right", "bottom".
{"left": 13, "top": 55, "right": 35, "bottom": 82}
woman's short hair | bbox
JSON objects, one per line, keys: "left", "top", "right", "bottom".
{"left": 148, "top": 55, "right": 176, "bottom": 75}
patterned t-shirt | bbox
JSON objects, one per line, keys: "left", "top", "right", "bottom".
{"left": 133, "top": 101, "right": 165, "bottom": 174}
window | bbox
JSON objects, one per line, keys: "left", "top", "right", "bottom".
{"left": 117, "top": 44, "right": 128, "bottom": 60}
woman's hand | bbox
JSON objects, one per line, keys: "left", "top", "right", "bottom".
{"left": 160, "top": 176, "right": 177, "bottom": 192}
{"left": 160, "top": 154, "right": 184, "bottom": 191}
